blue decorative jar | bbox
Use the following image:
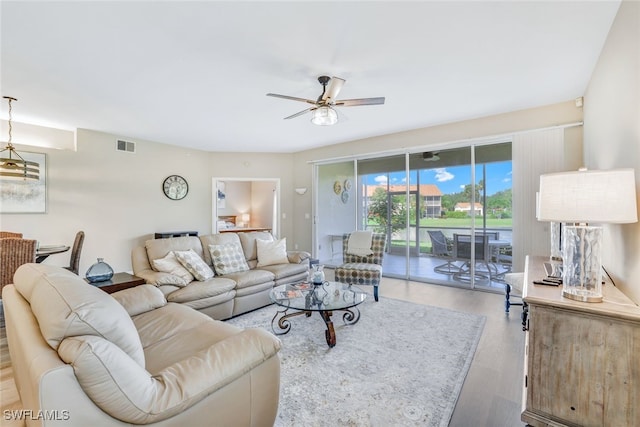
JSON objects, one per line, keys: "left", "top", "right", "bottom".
{"left": 85, "top": 258, "right": 114, "bottom": 283}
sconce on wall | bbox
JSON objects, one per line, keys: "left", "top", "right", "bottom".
{"left": 295, "top": 187, "right": 307, "bottom": 195}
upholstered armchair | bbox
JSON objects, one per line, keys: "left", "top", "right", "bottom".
{"left": 334, "top": 232, "right": 387, "bottom": 301}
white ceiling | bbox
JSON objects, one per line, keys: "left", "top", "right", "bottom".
{"left": 1, "top": 1, "right": 620, "bottom": 153}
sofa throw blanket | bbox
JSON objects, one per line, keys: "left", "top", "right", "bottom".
{"left": 347, "top": 231, "right": 374, "bottom": 257}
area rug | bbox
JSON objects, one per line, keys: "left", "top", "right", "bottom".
{"left": 227, "top": 294, "right": 485, "bottom": 427}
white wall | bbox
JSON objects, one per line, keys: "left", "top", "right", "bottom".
{"left": 0, "top": 129, "right": 295, "bottom": 275}
{"left": 583, "top": 0, "right": 640, "bottom": 303}
{"left": 251, "top": 181, "right": 276, "bottom": 230}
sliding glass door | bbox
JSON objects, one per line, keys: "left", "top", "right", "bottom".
{"left": 313, "top": 141, "right": 512, "bottom": 292}
{"left": 357, "top": 154, "right": 409, "bottom": 278}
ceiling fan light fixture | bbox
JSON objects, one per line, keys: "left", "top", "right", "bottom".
{"left": 311, "top": 106, "right": 338, "bottom": 126}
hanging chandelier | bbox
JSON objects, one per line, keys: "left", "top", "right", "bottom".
{"left": 0, "top": 96, "right": 39, "bottom": 180}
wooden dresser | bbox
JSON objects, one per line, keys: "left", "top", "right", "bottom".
{"left": 522, "top": 256, "right": 640, "bottom": 427}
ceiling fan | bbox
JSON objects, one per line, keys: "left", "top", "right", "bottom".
{"left": 266, "top": 76, "right": 385, "bottom": 125}
{"left": 422, "top": 151, "right": 440, "bottom": 161}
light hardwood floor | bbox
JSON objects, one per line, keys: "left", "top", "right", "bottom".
{"left": 0, "top": 277, "right": 526, "bottom": 427}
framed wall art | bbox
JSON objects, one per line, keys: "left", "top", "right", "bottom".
{"left": 217, "top": 180, "right": 226, "bottom": 209}
{"left": 0, "top": 151, "right": 47, "bottom": 213}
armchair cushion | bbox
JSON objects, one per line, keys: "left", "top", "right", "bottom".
{"left": 346, "top": 230, "right": 374, "bottom": 256}
{"left": 175, "top": 249, "right": 214, "bottom": 281}
{"left": 256, "top": 238, "right": 289, "bottom": 267}
{"left": 208, "top": 242, "right": 250, "bottom": 275}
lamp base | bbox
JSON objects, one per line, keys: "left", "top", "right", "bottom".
{"left": 561, "top": 225, "right": 603, "bottom": 304}
{"left": 562, "top": 289, "right": 603, "bottom": 303}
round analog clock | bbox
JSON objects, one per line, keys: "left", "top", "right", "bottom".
{"left": 163, "top": 175, "right": 188, "bottom": 200}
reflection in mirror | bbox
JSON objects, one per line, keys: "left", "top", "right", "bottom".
{"left": 212, "top": 178, "right": 280, "bottom": 236}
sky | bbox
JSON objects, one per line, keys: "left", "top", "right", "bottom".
{"left": 366, "top": 161, "right": 512, "bottom": 196}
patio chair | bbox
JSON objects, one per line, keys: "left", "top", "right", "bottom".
{"left": 334, "top": 232, "right": 387, "bottom": 302}
{"left": 427, "top": 230, "right": 461, "bottom": 274}
{"left": 64, "top": 230, "right": 85, "bottom": 275}
{"left": 0, "top": 238, "right": 37, "bottom": 294}
{"left": 452, "top": 233, "right": 492, "bottom": 282}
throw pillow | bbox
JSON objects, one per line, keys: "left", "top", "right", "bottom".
{"left": 151, "top": 251, "right": 194, "bottom": 286}
{"left": 256, "top": 238, "right": 289, "bottom": 267}
{"left": 174, "top": 249, "right": 214, "bottom": 281}
{"left": 208, "top": 243, "right": 250, "bottom": 275}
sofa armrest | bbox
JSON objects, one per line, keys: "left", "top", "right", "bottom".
{"left": 111, "top": 285, "right": 167, "bottom": 316}
{"left": 287, "top": 250, "right": 311, "bottom": 264}
{"left": 58, "top": 328, "right": 281, "bottom": 425}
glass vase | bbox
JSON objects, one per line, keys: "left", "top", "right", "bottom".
{"left": 85, "top": 258, "right": 114, "bottom": 283}
{"left": 562, "top": 226, "right": 603, "bottom": 303}
{"left": 311, "top": 264, "right": 325, "bottom": 285}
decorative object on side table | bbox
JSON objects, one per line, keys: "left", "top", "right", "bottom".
{"left": 85, "top": 258, "right": 114, "bottom": 283}
{"left": 537, "top": 168, "right": 637, "bottom": 303}
{"left": 311, "top": 264, "right": 325, "bottom": 285}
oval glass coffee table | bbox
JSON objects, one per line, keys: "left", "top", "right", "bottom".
{"left": 269, "top": 281, "right": 367, "bottom": 348}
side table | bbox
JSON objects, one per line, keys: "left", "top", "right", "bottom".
{"left": 86, "top": 272, "right": 146, "bottom": 294}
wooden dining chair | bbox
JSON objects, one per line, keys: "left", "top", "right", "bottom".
{"left": 0, "top": 238, "right": 37, "bottom": 294}
{"left": 0, "top": 231, "right": 22, "bottom": 239}
{"left": 65, "top": 231, "right": 85, "bottom": 275}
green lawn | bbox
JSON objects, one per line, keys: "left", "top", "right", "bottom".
{"left": 371, "top": 218, "right": 513, "bottom": 254}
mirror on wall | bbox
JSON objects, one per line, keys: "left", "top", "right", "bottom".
{"left": 212, "top": 178, "right": 280, "bottom": 236}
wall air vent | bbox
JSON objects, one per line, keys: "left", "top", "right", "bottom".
{"left": 116, "top": 139, "right": 136, "bottom": 153}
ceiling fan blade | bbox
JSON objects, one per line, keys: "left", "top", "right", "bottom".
{"left": 283, "top": 107, "right": 316, "bottom": 120}
{"left": 267, "top": 93, "right": 317, "bottom": 105}
{"left": 335, "top": 97, "right": 385, "bottom": 107}
{"left": 322, "top": 77, "right": 346, "bottom": 102}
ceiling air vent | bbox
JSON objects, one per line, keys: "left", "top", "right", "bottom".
{"left": 116, "top": 139, "right": 136, "bottom": 153}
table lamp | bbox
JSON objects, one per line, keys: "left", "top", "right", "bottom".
{"left": 537, "top": 168, "right": 637, "bottom": 302}
{"left": 241, "top": 213, "right": 250, "bottom": 227}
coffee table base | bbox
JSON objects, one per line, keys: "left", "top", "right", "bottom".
{"left": 271, "top": 306, "right": 361, "bottom": 348}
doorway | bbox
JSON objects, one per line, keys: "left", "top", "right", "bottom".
{"left": 212, "top": 178, "right": 280, "bottom": 236}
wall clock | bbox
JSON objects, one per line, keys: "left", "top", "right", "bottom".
{"left": 163, "top": 175, "right": 188, "bottom": 200}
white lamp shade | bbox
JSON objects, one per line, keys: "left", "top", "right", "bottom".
{"left": 538, "top": 168, "right": 637, "bottom": 224}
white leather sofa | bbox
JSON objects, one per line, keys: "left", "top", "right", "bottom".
{"left": 132, "top": 232, "right": 310, "bottom": 319}
{"left": 3, "top": 263, "right": 281, "bottom": 427}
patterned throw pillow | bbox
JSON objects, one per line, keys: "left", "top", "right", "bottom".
{"left": 151, "top": 251, "right": 194, "bottom": 286}
{"left": 256, "top": 238, "right": 289, "bottom": 267}
{"left": 174, "top": 249, "right": 214, "bottom": 281}
{"left": 208, "top": 243, "right": 250, "bottom": 275}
